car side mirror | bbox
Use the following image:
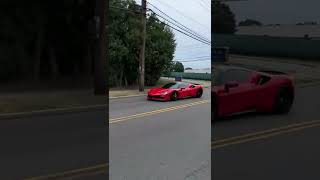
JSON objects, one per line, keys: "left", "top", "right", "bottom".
{"left": 251, "top": 74, "right": 261, "bottom": 84}
{"left": 180, "top": 87, "right": 185, "bottom": 91}
{"left": 225, "top": 81, "right": 239, "bottom": 92}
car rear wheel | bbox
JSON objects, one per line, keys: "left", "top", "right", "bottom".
{"left": 212, "top": 95, "right": 219, "bottom": 122}
{"left": 170, "top": 91, "right": 178, "bottom": 101}
{"left": 196, "top": 88, "right": 203, "bottom": 98}
{"left": 273, "top": 87, "right": 294, "bottom": 114}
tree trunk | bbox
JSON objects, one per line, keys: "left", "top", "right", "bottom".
{"left": 48, "top": 46, "right": 59, "bottom": 80}
{"left": 33, "top": 23, "right": 44, "bottom": 81}
{"left": 119, "top": 67, "right": 123, "bottom": 88}
{"left": 124, "top": 76, "right": 128, "bottom": 88}
{"left": 84, "top": 43, "right": 92, "bottom": 77}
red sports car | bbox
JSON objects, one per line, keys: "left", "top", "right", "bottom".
{"left": 212, "top": 65, "right": 295, "bottom": 121}
{"left": 148, "top": 82, "right": 203, "bottom": 101}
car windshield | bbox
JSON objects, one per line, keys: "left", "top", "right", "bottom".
{"left": 162, "top": 83, "right": 180, "bottom": 89}
{"left": 212, "top": 68, "right": 224, "bottom": 86}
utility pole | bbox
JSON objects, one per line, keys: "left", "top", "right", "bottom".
{"left": 93, "top": 0, "right": 107, "bottom": 95}
{"left": 138, "top": 0, "right": 147, "bottom": 92}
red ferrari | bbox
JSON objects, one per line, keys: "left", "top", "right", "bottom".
{"left": 212, "top": 65, "right": 295, "bottom": 121}
{"left": 148, "top": 82, "right": 203, "bottom": 101}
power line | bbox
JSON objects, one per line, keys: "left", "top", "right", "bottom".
{"left": 109, "top": 5, "right": 211, "bottom": 45}
{"left": 177, "top": 42, "right": 210, "bottom": 48}
{"left": 149, "top": 15, "right": 211, "bottom": 45}
{"left": 178, "top": 55, "right": 211, "bottom": 59}
{"left": 151, "top": 0, "right": 211, "bottom": 32}
{"left": 147, "top": 2, "right": 210, "bottom": 43}
{"left": 199, "top": 0, "right": 211, "bottom": 12}
{"left": 176, "top": 45, "right": 211, "bottom": 50}
{"left": 174, "top": 56, "right": 211, "bottom": 62}
{"left": 148, "top": 9, "right": 211, "bottom": 45}
{"left": 110, "top": 3, "right": 211, "bottom": 45}
{"left": 147, "top": 2, "right": 210, "bottom": 41}
{"left": 175, "top": 59, "right": 211, "bottom": 63}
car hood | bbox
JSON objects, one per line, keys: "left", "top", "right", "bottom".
{"left": 148, "top": 88, "right": 171, "bottom": 94}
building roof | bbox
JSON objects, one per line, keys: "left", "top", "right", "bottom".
{"left": 236, "top": 25, "right": 320, "bottom": 38}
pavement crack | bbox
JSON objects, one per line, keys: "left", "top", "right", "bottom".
{"left": 184, "top": 161, "right": 210, "bottom": 180}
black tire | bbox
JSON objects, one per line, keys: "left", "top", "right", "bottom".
{"left": 170, "top": 91, "right": 178, "bottom": 101}
{"left": 212, "top": 105, "right": 218, "bottom": 122}
{"left": 212, "top": 95, "right": 219, "bottom": 122}
{"left": 196, "top": 88, "right": 203, "bottom": 98}
{"left": 273, "top": 86, "right": 294, "bottom": 114}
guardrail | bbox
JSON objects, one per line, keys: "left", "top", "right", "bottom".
{"left": 162, "top": 72, "right": 211, "bottom": 81}
{"left": 213, "top": 34, "right": 320, "bottom": 60}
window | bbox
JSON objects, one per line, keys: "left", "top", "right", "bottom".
{"left": 220, "top": 69, "right": 251, "bottom": 84}
{"left": 178, "top": 83, "right": 188, "bottom": 88}
{"left": 162, "top": 83, "right": 179, "bottom": 89}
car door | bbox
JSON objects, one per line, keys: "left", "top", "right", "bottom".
{"left": 218, "top": 69, "right": 256, "bottom": 115}
{"left": 178, "top": 83, "right": 189, "bottom": 98}
{"left": 187, "top": 84, "right": 197, "bottom": 97}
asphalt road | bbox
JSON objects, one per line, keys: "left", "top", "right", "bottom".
{"left": 0, "top": 109, "right": 108, "bottom": 179}
{"left": 109, "top": 89, "right": 211, "bottom": 180}
{"left": 212, "top": 84, "right": 320, "bottom": 180}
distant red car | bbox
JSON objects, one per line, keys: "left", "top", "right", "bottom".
{"left": 212, "top": 65, "right": 295, "bottom": 121}
{"left": 148, "top": 82, "right": 203, "bottom": 101}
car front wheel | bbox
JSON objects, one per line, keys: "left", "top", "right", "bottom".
{"left": 196, "top": 89, "right": 203, "bottom": 98}
{"left": 273, "top": 87, "right": 294, "bottom": 114}
{"left": 170, "top": 91, "right": 178, "bottom": 101}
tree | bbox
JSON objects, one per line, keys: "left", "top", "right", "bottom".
{"left": 0, "top": 0, "right": 95, "bottom": 83}
{"left": 109, "top": 0, "right": 176, "bottom": 87}
{"left": 212, "top": 1, "right": 236, "bottom": 34}
{"left": 172, "top": 61, "right": 184, "bottom": 72}
{"left": 239, "top": 19, "right": 262, "bottom": 26}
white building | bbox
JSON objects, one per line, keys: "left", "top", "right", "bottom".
{"left": 236, "top": 25, "right": 320, "bottom": 39}
{"left": 185, "top": 68, "right": 211, "bottom": 74}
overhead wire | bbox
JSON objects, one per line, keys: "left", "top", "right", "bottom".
{"left": 151, "top": 0, "right": 211, "bottom": 32}
{"left": 147, "top": 2, "right": 210, "bottom": 42}
{"left": 148, "top": 10, "right": 211, "bottom": 45}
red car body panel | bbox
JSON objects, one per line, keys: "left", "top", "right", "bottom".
{"left": 212, "top": 67, "right": 295, "bottom": 118}
{"left": 148, "top": 82, "right": 203, "bottom": 101}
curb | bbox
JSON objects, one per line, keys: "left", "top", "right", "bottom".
{"left": 297, "top": 81, "right": 320, "bottom": 88}
{"left": 109, "top": 94, "right": 147, "bottom": 99}
{"left": 0, "top": 104, "right": 107, "bottom": 120}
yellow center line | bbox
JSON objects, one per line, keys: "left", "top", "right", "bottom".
{"left": 212, "top": 120, "right": 320, "bottom": 150}
{"left": 24, "top": 163, "right": 108, "bottom": 180}
{"left": 109, "top": 100, "right": 210, "bottom": 124}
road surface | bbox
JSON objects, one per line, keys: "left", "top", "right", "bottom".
{"left": 212, "top": 84, "right": 320, "bottom": 179}
{"left": 109, "top": 89, "right": 211, "bottom": 180}
{"left": 0, "top": 109, "right": 108, "bottom": 179}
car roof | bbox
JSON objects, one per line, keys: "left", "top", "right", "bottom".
{"left": 212, "top": 64, "right": 252, "bottom": 72}
{"left": 166, "top": 82, "right": 189, "bottom": 85}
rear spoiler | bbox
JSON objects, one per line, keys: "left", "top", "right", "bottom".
{"left": 259, "top": 69, "right": 295, "bottom": 81}
{"left": 258, "top": 70, "right": 288, "bottom": 75}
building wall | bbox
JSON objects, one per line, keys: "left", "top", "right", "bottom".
{"left": 213, "top": 33, "right": 320, "bottom": 60}
{"left": 236, "top": 25, "right": 320, "bottom": 39}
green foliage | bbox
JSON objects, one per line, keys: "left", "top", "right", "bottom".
{"left": 212, "top": 2, "right": 236, "bottom": 34}
{"left": 164, "top": 72, "right": 211, "bottom": 81}
{"left": 171, "top": 61, "right": 184, "bottom": 72}
{"left": 0, "top": 0, "right": 94, "bottom": 81}
{"left": 239, "top": 19, "right": 262, "bottom": 26}
{"left": 109, "top": 0, "right": 176, "bottom": 87}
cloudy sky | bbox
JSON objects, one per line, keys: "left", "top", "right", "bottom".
{"left": 226, "top": 0, "right": 320, "bottom": 24}
{"left": 135, "top": 0, "right": 211, "bottom": 69}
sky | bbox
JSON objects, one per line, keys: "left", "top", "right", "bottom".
{"left": 225, "top": 0, "right": 320, "bottom": 24}
{"left": 135, "top": 0, "right": 211, "bottom": 69}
